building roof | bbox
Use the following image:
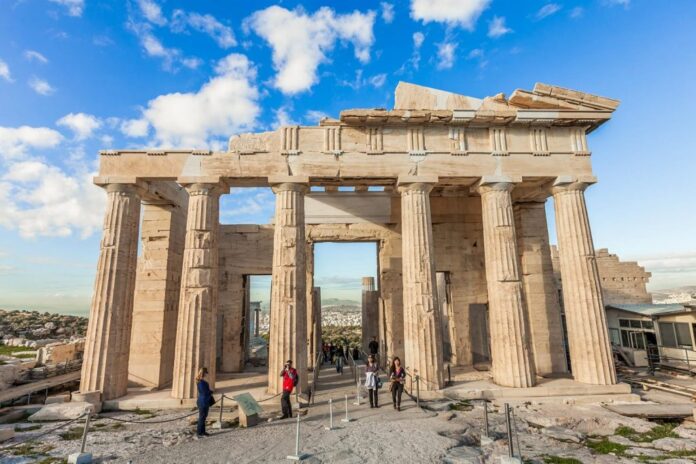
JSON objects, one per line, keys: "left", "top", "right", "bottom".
{"left": 606, "top": 303, "right": 693, "bottom": 317}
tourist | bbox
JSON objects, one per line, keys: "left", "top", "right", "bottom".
{"left": 389, "top": 357, "right": 406, "bottom": 411}
{"left": 196, "top": 367, "right": 214, "bottom": 437}
{"left": 364, "top": 354, "right": 380, "bottom": 408}
{"left": 279, "top": 359, "right": 298, "bottom": 419}
{"left": 322, "top": 342, "right": 330, "bottom": 363}
{"left": 368, "top": 336, "right": 379, "bottom": 363}
{"left": 335, "top": 346, "right": 345, "bottom": 374}
{"left": 328, "top": 343, "right": 335, "bottom": 364}
{"left": 352, "top": 346, "right": 360, "bottom": 361}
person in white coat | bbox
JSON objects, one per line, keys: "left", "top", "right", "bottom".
{"left": 364, "top": 354, "right": 380, "bottom": 408}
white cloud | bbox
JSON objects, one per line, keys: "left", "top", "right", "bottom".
{"left": 24, "top": 50, "right": 48, "bottom": 64}
{"left": 140, "top": 53, "right": 260, "bottom": 147}
{"left": 128, "top": 20, "right": 200, "bottom": 72}
{"left": 171, "top": 10, "right": 237, "bottom": 48}
{"left": 413, "top": 31, "right": 425, "bottom": 49}
{"left": 28, "top": 77, "right": 55, "bottom": 96}
{"left": 603, "top": 0, "right": 630, "bottom": 6}
{"left": 436, "top": 41, "right": 457, "bottom": 70}
{"left": 138, "top": 0, "right": 167, "bottom": 26}
{"left": 536, "top": 4, "right": 562, "bottom": 20}
{"left": 56, "top": 113, "right": 101, "bottom": 140}
{"left": 305, "top": 110, "right": 329, "bottom": 124}
{"left": 0, "top": 126, "right": 63, "bottom": 159}
{"left": 0, "top": 59, "right": 12, "bottom": 82}
{"left": 467, "top": 48, "right": 483, "bottom": 59}
{"left": 273, "top": 106, "right": 298, "bottom": 128}
{"left": 48, "top": 0, "right": 84, "bottom": 17}
{"left": 368, "top": 73, "right": 387, "bottom": 88}
{"left": 0, "top": 160, "right": 104, "bottom": 239}
{"left": 410, "top": 0, "right": 490, "bottom": 29}
{"left": 246, "top": 6, "right": 376, "bottom": 95}
{"left": 488, "top": 16, "right": 512, "bottom": 38}
{"left": 381, "top": 2, "right": 395, "bottom": 23}
{"left": 120, "top": 118, "right": 150, "bottom": 138}
{"left": 570, "top": 7, "right": 584, "bottom": 18}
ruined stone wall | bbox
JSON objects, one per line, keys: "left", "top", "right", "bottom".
{"left": 551, "top": 246, "right": 652, "bottom": 306}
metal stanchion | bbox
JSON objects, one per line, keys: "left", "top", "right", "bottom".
{"left": 415, "top": 375, "right": 420, "bottom": 408}
{"left": 213, "top": 395, "right": 226, "bottom": 429}
{"left": 447, "top": 364, "right": 451, "bottom": 386}
{"left": 505, "top": 404, "right": 514, "bottom": 458}
{"left": 353, "top": 380, "right": 361, "bottom": 406}
{"left": 325, "top": 398, "right": 335, "bottom": 431}
{"left": 68, "top": 410, "right": 93, "bottom": 464}
{"left": 341, "top": 394, "right": 353, "bottom": 422}
{"left": 286, "top": 414, "right": 307, "bottom": 461}
{"left": 480, "top": 400, "right": 493, "bottom": 446}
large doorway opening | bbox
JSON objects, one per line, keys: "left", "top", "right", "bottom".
{"left": 244, "top": 275, "right": 271, "bottom": 366}
{"left": 312, "top": 242, "right": 379, "bottom": 363}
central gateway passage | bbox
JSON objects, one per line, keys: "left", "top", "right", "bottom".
{"left": 312, "top": 242, "right": 378, "bottom": 366}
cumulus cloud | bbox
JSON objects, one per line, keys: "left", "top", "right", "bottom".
{"left": 0, "top": 59, "right": 12, "bottom": 82}
{"left": 410, "top": 0, "right": 490, "bottom": 29}
{"left": 246, "top": 6, "right": 376, "bottom": 94}
{"left": 536, "top": 3, "right": 562, "bottom": 20}
{"left": 24, "top": 50, "right": 48, "bottom": 64}
{"left": 0, "top": 126, "right": 63, "bottom": 159}
{"left": 220, "top": 188, "right": 274, "bottom": 223}
{"left": 49, "top": 0, "right": 84, "bottom": 17}
{"left": 56, "top": 113, "right": 101, "bottom": 140}
{"left": 28, "top": 77, "right": 55, "bottom": 96}
{"left": 368, "top": 73, "right": 387, "bottom": 88}
{"left": 120, "top": 118, "right": 150, "bottom": 138}
{"left": 488, "top": 16, "right": 512, "bottom": 38}
{"left": 381, "top": 2, "right": 395, "bottom": 23}
{"left": 137, "top": 0, "right": 166, "bottom": 26}
{"left": 171, "top": 10, "right": 237, "bottom": 48}
{"left": 128, "top": 18, "right": 201, "bottom": 71}
{"left": 436, "top": 41, "right": 457, "bottom": 69}
{"left": 0, "top": 160, "right": 104, "bottom": 239}
{"left": 140, "top": 53, "right": 260, "bottom": 147}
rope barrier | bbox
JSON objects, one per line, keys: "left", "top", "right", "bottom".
{"left": 99, "top": 410, "right": 199, "bottom": 424}
{"left": 0, "top": 412, "right": 88, "bottom": 451}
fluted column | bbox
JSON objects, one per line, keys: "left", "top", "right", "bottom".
{"left": 552, "top": 180, "right": 616, "bottom": 385}
{"left": 398, "top": 179, "right": 444, "bottom": 391}
{"left": 171, "top": 183, "right": 223, "bottom": 399}
{"left": 81, "top": 183, "right": 142, "bottom": 400}
{"left": 514, "top": 201, "right": 568, "bottom": 375}
{"left": 477, "top": 181, "right": 536, "bottom": 388}
{"left": 268, "top": 182, "right": 308, "bottom": 394}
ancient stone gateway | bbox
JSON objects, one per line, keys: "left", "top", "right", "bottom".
{"left": 82, "top": 82, "right": 620, "bottom": 400}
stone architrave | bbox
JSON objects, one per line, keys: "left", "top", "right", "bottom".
{"left": 398, "top": 177, "right": 444, "bottom": 391}
{"left": 552, "top": 180, "right": 616, "bottom": 385}
{"left": 476, "top": 180, "right": 536, "bottom": 388}
{"left": 267, "top": 180, "right": 309, "bottom": 395}
{"left": 81, "top": 183, "right": 142, "bottom": 401}
{"left": 171, "top": 183, "right": 223, "bottom": 400}
{"left": 514, "top": 201, "right": 567, "bottom": 376}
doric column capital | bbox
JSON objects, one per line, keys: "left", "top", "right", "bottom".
{"left": 551, "top": 175, "right": 597, "bottom": 195}
{"left": 270, "top": 182, "right": 309, "bottom": 194}
{"left": 183, "top": 182, "right": 227, "bottom": 197}
{"left": 104, "top": 182, "right": 146, "bottom": 196}
{"left": 472, "top": 176, "right": 519, "bottom": 196}
{"left": 396, "top": 175, "right": 438, "bottom": 194}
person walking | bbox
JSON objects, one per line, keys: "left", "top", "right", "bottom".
{"left": 196, "top": 367, "right": 214, "bottom": 438}
{"left": 335, "top": 345, "right": 345, "bottom": 374}
{"left": 368, "top": 336, "right": 379, "bottom": 363}
{"left": 279, "top": 359, "right": 298, "bottom": 419}
{"left": 389, "top": 357, "right": 406, "bottom": 411}
{"left": 364, "top": 354, "right": 380, "bottom": 408}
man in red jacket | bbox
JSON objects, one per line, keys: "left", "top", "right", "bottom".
{"left": 280, "top": 359, "right": 298, "bottom": 419}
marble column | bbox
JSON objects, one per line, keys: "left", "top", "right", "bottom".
{"left": 514, "top": 201, "right": 568, "bottom": 376}
{"left": 81, "top": 183, "right": 142, "bottom": 400}
{"left": 268, "top": 182, "right": 309, "bottom": 395}
{"left": 361, "top": 277, "right": 379, "bottom": 356}
{"left": 398, "top": 179, "right": 444, "bottom": 391}
{"left": 171, "top": 183, "right": 222, "bottom": 400}
{"left": 477, "top": 181, "right": 536, "bottom": 388}
{"left": 552, "top": 180, "right": 616, "bottom": 385}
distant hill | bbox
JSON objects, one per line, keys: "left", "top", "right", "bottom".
{"left": 652, "top": 285, "right": 696, "bottom": 304}
{"left": 321, "top": 298, "right": 360, "bottom": 307}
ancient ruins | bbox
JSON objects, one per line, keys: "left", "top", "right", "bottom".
{"left": 82, "top": 82, "right": 622, "bottom": 401}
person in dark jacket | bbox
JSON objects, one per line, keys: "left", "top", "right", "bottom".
{"left": 196, "top": 367, "right": 214, "bottom": 437}
{"left": 368, "top": 336, "right": 379, "bottom": 363}
{"left": 365, "top": 355, "right": 380, "bottom": 408}
{"left": 389, "top": 357, "right": 406, "bottom": 411}
{"left": 280, "top": 359, "right": 299, "bottom": 419}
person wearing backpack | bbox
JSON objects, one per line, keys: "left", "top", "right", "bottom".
{"left": 364, "top": 354, "right": 381, "bottom": 408}
{"left": 280, "top": 359, "right": 299, "bottom": 419}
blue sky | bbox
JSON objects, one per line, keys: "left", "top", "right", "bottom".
{"left": 0, "top": 0, "right": 694, "bottom": 315}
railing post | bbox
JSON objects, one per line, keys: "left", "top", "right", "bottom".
{"left": 447, "top": 364, "right": 451, "bottom": 386}
{"left": 415, "top": 375, "right": 420, "bottom": 408}
{"left": 505, "top": 403, "right": 514, "bottom": 458}
{"left": 218, "top": 395, "right": 224, "bottom": 424}
{"left": 325, "top": 398, "right": 334, "bottom": 431}
{"left": 480, "top": 400, "right": 493, "bottom": 446}
{"left": 286, "top": 413, "right": 307, "bottom": 461}
{"left": 67, "top": 409, "right": 93, "bottom": 464}
{"left": 341, "top": 394, "right": 352, "bottom": 423}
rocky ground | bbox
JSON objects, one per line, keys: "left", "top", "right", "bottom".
{"left": 0, "top": 309, "right": 87, "bottom": 348}
{"left": 2, "top": 366, "right": 696, "bottom": 463}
